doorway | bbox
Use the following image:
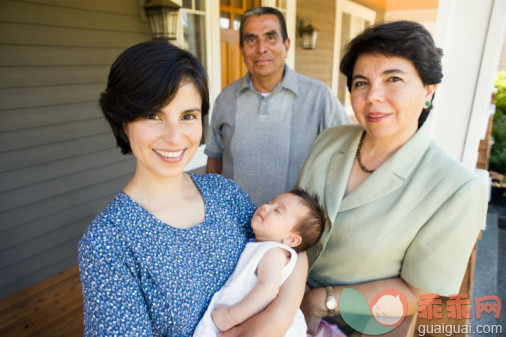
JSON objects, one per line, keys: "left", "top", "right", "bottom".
{"left": 219, "top": 1, "right": 261, "bottom": 89}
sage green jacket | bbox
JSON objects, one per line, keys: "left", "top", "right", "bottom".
{"left": 296, "top": 123, "right": 488, "bottom": 296}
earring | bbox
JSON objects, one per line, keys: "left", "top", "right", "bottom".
{"left": 425, "top": 101, "right": 431, "bottom": 107}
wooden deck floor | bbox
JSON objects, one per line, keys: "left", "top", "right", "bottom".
{"left": 0, "top": 266, "right": 83, "bottom": 337}
{"left": 0, "top": 250, "right": 479, "bottom": 337}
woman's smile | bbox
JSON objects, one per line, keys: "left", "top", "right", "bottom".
{"left": 153, "top": 148, "right": 185, "bottom": 160}
{"left": 366, "top": 112, "right": 392, "bottom": 123}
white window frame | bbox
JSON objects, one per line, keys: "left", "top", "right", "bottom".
{"left": 331, "top": 0, "right": 376, "bottom": 108}
{"left": 261, "top": 0, "right": 296, "bottom": 68}
{"left": 185, "top": 0, "right": 220, "bottom": 171}
{"left": 179, "top": 2, "right": 207, "bottom": 66}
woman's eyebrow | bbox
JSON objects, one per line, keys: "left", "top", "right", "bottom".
{"left": 383, "top": 68, "right": 406, "bottom": 75}
{"left": 183, "top": 108, "right": 201, "bottom": 113}
{"left": 351, "top": 74, "right": 368, "bottom": 81}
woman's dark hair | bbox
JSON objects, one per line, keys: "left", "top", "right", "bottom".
{"left": 239, "top": 7, "right": 288, "bottom": 47}
{"left": 289, "top": 188, "right": 326, "bottom": 253}
{"left": 340, "top": 21, "right": 443, "bottom": 127}
{"left": 100, "top": 41, "right": 209, "bottom": 154}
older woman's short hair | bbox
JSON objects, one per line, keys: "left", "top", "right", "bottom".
{"left": 100, "top": 41, "right": 209, "bottom": 154}
{"left": 340, "top": 21, "right": 443, "bottom": 126}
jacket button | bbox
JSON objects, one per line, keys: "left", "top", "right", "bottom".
{"left": 313, "top": 249, "right": 319, "bottom": 256}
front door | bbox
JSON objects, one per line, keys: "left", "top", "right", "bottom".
{"left": 219, "top": 1, "right": 261, "bottom": 89}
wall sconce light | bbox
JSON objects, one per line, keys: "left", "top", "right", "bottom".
{"left": 300, "top": 20, "right": 318, "bottom": 50}
{"left": 143, "top": 0, "right": 181, "bottom": 41}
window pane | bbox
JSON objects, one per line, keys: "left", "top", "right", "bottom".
{"left": 182, "top": 13, "right": 207, "bottom": 68}
{"left": 246, "top": 0, "right": 255, "bottom": 8}
{"left": 182, "top": 12, "right": 208, "bottom": 144}
{"left": 233, "top": 0, "right": 242, "bottom": 8}
{"left": 220, "top": 11, "right": 230, "bottom": 29}
{"left": 182, "top": 0, "right": 192, "bottom": 9}
{"left": 233, "top": 14, "right": 241, "bottom": 31}
{"left": 195, "top": 0, "right": 204, "bottom": 10}
{"left": 221, "top": 0, "right": 229, "bottom": 6}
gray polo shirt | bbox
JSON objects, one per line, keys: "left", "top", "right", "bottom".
{"left": 205, "top": 65, "right": 350, "bottom": 206}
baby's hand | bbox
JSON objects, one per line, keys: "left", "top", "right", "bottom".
{"left": 212, "top": 304, "right": 236, "bottom": 331}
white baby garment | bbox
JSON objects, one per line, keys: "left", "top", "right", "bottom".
{"left": 192, "top": 241, "right": 307, "bottom": 337}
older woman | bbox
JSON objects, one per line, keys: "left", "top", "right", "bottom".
{"left": 297, "top": 21, "right": 488, "bottom": 334}
{"left": 78, "top": 41, "right": 306, "bottom": 336}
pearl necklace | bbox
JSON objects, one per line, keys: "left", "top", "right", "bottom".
{"left": 356, "top": 131, "right": 375, "bottom": 174}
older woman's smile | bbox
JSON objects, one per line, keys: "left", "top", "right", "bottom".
{"left": 366, "top": 112, "right": 392, "bottom": 123}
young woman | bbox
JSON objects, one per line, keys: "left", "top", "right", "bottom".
{"left": 78, "top": 41, "right": 306, "bottom": 337}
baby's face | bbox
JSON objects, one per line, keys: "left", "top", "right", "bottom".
{"left": 251, "top": 193, "right": 306, "bottom": 243}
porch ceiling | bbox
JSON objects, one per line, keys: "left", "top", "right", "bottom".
{"left": 361, "top": 0, "right": 439, "bottom": 11}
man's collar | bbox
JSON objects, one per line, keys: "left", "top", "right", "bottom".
{"left": 277, "top": 65, "right": 299, "bottom": 95}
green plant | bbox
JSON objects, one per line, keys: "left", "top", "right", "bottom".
{"left": 490, "top": 72, "right": 506, "bottom": 174}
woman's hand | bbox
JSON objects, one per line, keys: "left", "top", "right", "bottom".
{"left": 300, "top": 287, "right": 327, "bottom": 335}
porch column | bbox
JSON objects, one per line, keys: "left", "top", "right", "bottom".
{"left": 430, "top": 0, "right": 506, "bottom": 169}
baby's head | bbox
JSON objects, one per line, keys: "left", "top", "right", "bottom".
{"left": 251, "top": 189, "right": 326, "bottom": 253}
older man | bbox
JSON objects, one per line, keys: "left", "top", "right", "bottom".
{"left": 205, "top": 7, "right": 349, "bottom": 206}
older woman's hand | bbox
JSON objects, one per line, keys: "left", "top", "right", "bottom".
{"left": 300, "top": 287, "right": 328, "bottom": 335}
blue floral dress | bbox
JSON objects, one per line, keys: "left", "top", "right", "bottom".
{"left": 78, "top": 174, "right": 256, "bottom": 336}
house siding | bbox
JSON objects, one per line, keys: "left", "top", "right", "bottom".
{"left": 294, "top": 0, "right": 336, "bottom": 87}
{"left": 294, "top": 0, "right": 383, "bottom": 89}
{"left": 0, "top": 0, "right": 151, "bottom": 299}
